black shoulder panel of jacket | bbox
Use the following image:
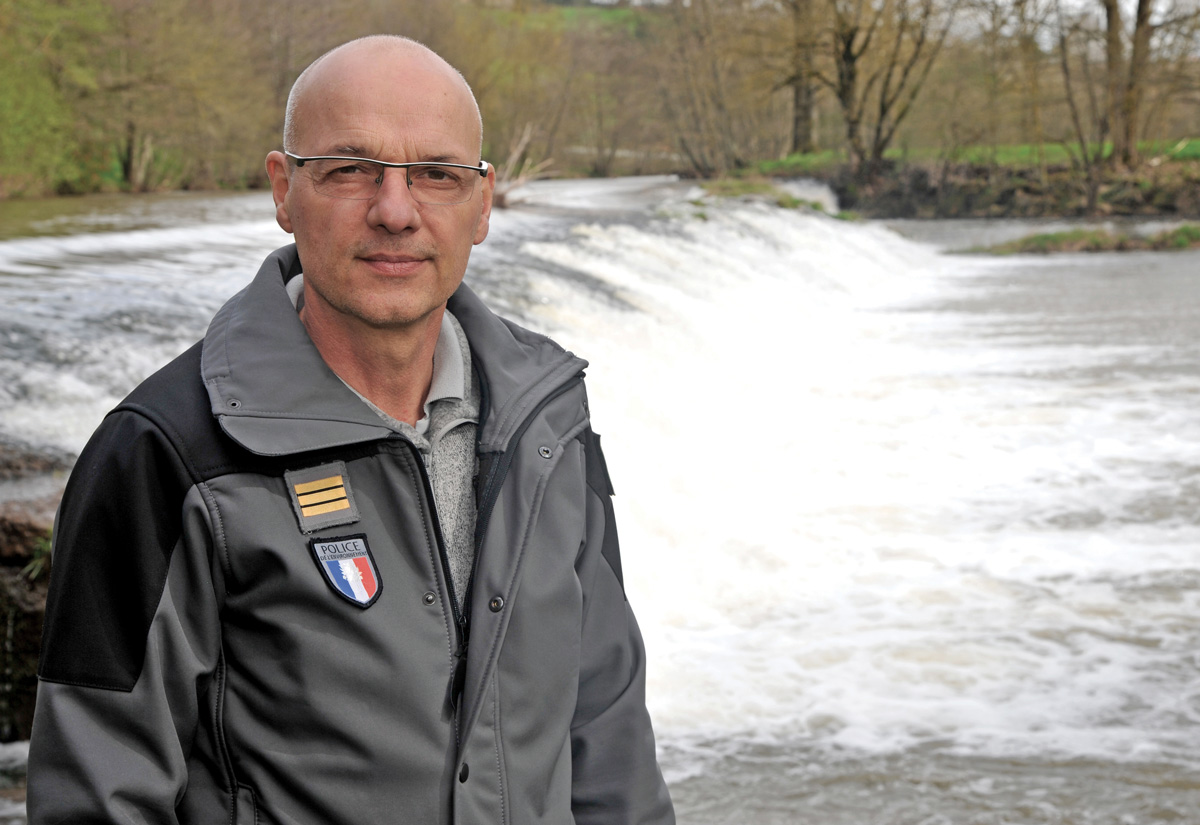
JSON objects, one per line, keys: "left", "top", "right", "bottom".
{"left": 38, "top": 341, "right": 280, "bottom": 691}
{"left": 582, "top": 428, "right": 624, "bottom": 596}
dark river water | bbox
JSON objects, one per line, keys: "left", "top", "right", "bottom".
{"left": 1, "top": 182, "right": 1198, "bottom": 823}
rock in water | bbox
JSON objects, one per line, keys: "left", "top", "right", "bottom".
{"left": 0, "top": 566, "right": 49, "bottom": 743}
{"left": 0, "top": 438, "right": 70, "bottom": 743}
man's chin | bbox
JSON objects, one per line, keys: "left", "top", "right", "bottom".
{"left": 305, "top": 274, "right": 457, "bottom": 335}
{"left": 346, "top": 300, "right": 447, "bottom": 332}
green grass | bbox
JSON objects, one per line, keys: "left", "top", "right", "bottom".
{"left": 987, "top": 228, "right": 1114, "bottom": 253}
{"left": 559, "top": 5, "right": 642, "bottom": 32}
{"left": 963, "top": 139, "right": 1200, "bottom": 165}
{"left": 748, "top": 143, "right": 1094, "bottom": 175}
{"left": 21, "top": 531, "right": 52, "bottom": 582}
{"left": 1162, "top": 224, "right": 1200, "bottom": 248}
{"left": 700, "top": 176, "right": 833, "bottom": 212}
{"left": 748, "top": 138, "right": 1198, "bottom": 179}
{"left": 702, "top": 177, "right": 779, "bottom": 198}
{"left": 1157, "top": 138, "right": 1200, "bottom": 161}
{"left": 753, "top": 151, "right": 841, "bottom": 177}
{"left": 957, "top": 143, "right": 1093, "bottom": 166}
{"left": 979, "top": 223, "right": 1200, "bottom": 254}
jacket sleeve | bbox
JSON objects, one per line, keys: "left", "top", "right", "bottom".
{"left": 27, "top": 407, "right": 224, "bottom": 824}
{"left": 570, "top": 429, "right": 675, "bottom": 825}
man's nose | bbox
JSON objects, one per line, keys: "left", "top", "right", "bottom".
{"left": 366, "top": 166, "right": 422, "bottom": 233}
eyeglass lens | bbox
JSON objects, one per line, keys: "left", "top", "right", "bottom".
{"left": 304, "top": 159, "right": 477, "bottom": 204}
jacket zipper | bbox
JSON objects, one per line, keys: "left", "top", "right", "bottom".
{"left": 393, "top": 439, "right": 470, "bottom": 730}
{"left": 463, "top": 372, "right": 585, "bottom": 631}
{"left": 405, "top": 370, "right": 584, "bottom": 730}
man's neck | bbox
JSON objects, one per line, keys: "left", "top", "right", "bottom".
{"left": 299, "top": 302, "right": 444, "bottom": 427}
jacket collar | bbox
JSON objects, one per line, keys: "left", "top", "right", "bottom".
{"left": 447, "top": 280, "right": 586, "bottom": 453}
{"left": 201, "top": 244, "right": 586, "bottom": 457}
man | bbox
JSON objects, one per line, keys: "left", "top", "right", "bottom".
{"left": 29, "top": 35, "right": 674, "bottom": 825}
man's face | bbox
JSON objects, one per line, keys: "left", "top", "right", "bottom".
{"left": 266, "top": 45, "right": 494, "bottom": 333}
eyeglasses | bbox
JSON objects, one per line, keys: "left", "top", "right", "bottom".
{"left": 285, "top": 151, "right": 488, "bottom": 205}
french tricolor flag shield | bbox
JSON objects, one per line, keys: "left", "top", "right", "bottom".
{"left": 310, "top": 535, "right": 382, "bottom": 608}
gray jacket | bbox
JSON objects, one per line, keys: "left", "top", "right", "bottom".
{"left": 29, "top": 245, "right": 674, "bottom": 825}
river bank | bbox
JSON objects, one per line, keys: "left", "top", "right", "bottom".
{"left": 701, "top": 168, "right": 1200, "bottom": 253}
{"left": 820, "top": 159, "right": 1200, "bottom": 219}
{"left": 0, "top": 438, "right": 66, "bottom": 747}
{"left": 6, "top": 158, "right": 1199, "bottom": 232}
{"left": 978, "top": 224, "right": 1200, "bottom": 254}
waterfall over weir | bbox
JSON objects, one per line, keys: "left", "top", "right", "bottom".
{"left": 2, "top": 178, "right": 1199, "bottom": 822}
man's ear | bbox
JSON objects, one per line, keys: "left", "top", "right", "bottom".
{"left": 473, "top": 164, "right": 495, "bottom": 246}
{"left": 265, "top": 151, "right": 294, "bottom": 234}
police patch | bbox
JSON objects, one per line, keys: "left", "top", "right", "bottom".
{"left": 310, "top": 534, "right": 382, "bottom": 608}
{"left": 285, "top": 461, "right": 360, "bottom": 533}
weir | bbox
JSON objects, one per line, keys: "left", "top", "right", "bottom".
{"left": 1, "top": 179, "right": 1198, "bottom": 822}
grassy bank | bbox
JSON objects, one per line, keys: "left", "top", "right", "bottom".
{"left": 977, "top": 224, "right": 1200, "bottom": 254}
{"left": 698, "top": 177, "right": 859, "bottom": 220}
{"left": 830, "top": 160, "right": 1200, "bottom": 219}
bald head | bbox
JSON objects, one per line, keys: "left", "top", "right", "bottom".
{"left": 283, "top": 35, "right": 483, "bottom": 155}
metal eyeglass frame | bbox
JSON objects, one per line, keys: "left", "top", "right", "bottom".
{"left": 284, "top": 151, "right": 489, "bottom": 202}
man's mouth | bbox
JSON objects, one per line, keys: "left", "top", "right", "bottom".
{"left": 362, "top": 253, "right": 427, "bottom": 263}
{"left": 359, "top": 253, "right": 429, "bottom": 274}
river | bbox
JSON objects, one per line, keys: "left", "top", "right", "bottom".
{"left": 1, "top": 179, "right": 1198, "bottom": 823}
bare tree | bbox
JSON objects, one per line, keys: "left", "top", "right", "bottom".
{"left": 762, "top": 0, "right": 823, "bottom": 155}
{"left": 492, "top": 123, "right": 553, "bottom": 208}
{"left": 1139, "top": 5, "right": 1200, "bottom": 150}
{"left": 658, "top": 0, "right": 747, "bottom": 175}
{"left": 786, "top": 0, "right": 821, "bottom": 154}
{"left": 78, "top": 0, "right": 279, "bottom": 191}
{"left": 1012, "top": 0, "right": 1055, "bottom": 180}
{"left": 1097, "top": 0, "right": 1200, "bottom": 166}
{"left": 1055, "top": 0, "right": 1107, "bottom": 210}
{"left": 817, "top": 0, "right": 959, "bottom": 179}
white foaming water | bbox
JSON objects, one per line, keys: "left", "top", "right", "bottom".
{"left": 0, "top": 197, "right": 287, "bottom": 452}
{"left": 475, "top": 193, "right": 1200, "bottom": 781}
{"left": 2, "top": 183, "right": 1198, "bottom": 814}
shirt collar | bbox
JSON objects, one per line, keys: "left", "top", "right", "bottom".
{"left": 285, "top": 274, "right": 468, "bottom": 432}
{"left": 427, "top": 311, "right": 465, "bottom": 407}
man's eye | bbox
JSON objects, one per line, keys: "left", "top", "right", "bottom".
{"left": 331, "top": 163, "right": 374, "bottom": 177}
{"left": 412, "top": 166, "right": 462, "bottom": 184}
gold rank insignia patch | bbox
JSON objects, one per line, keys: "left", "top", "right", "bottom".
{"left": 285, "top": 461, "right": 361, "bottom": 533}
